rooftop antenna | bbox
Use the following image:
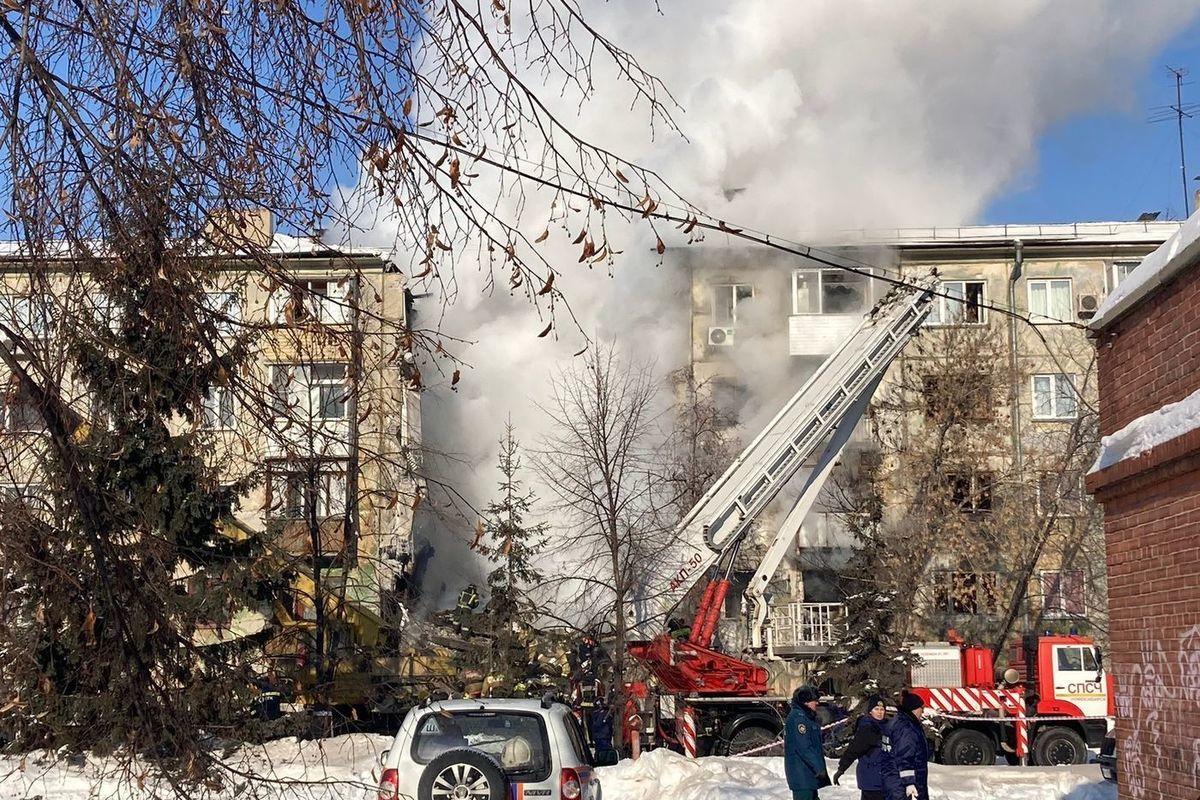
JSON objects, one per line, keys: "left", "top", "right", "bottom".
{"left": 1149, "top": 67, "right": 1198, "bottom": 217}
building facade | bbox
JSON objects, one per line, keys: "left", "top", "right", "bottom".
{"left": 681, "top": 220, "right": 1180, "bottom": 661}
{"left": 1086, "top": 210, "right": 1200, "bottom": 800}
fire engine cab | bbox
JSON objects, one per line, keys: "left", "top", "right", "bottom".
{"left": 910, "top": 632, "right": 1112, "bottom": 766}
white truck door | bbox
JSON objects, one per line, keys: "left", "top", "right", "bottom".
{"left": 1050, "top": 644, "right": 1107, "bottom": 717}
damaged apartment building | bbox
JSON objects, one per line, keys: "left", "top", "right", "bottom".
{"left": 0, "top": 211, "right": 422, "bottom": 681}
{"left": 679, "top": 219, "right": 1180, "bottom": 664}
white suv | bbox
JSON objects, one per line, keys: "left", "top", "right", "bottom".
{"left": 377, "top": 697, "right": 602, "bottom": 800}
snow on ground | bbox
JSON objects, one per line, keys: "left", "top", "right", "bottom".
{"left": 0, "top": 736, "right": 1116, "bottom": 800}
{"left": 1089, "top": 383, "right": 1200, "bottom": 473}
{"left": 598, "top": 748, "right": 1115, "bottom": 800}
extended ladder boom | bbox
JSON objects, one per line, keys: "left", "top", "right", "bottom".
{"left": 632, "top": 277, "right": 935, "bottom": 636}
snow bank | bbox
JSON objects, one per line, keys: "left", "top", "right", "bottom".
{"left": 1089, "top": 384, "right": 1200, "bottom": 474}
{"left": 1090, "top": 206, "right": 1200, "bottom": 329}
{"left": 596, "top": 748, "right": 1115, "bottom": 800}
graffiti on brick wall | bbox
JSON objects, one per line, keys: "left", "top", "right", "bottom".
{"left": 1116, "top": 624, "right": 1200, "bottom": 799}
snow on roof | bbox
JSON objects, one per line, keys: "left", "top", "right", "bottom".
{"left": 825, "top": 220, "right": 1182, "bottom": 248}
{"left": 0, "top": 234, "right": 390, "bottom": 262}
{"left": 1089, "top": 208, "right": 1200, "bottom": 330}
{"left": 1089, "top": 384, "right": 1200, "bottom": 475}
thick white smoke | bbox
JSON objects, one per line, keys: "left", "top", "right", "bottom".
{"left": 352, "top": 1, "right": 1200, "bottom": 609}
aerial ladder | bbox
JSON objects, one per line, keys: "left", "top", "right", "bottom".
{"left": 626, "top": 275, "right": 936, "bottom": 711}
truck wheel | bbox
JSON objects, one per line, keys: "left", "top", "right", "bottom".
{"left": 723, "top": 723, "right": 780, "bottom": 757}
{"left": 940, "top": 728, "right": 996, "bottom": 766}
{"left": 418, "top": 748, "right": 508, "bottom": 800}
{"left": 1033, "top": 727, "right": 1088, "bottom": 766}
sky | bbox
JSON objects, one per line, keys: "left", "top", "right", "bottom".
{"left": 983, "top": 15, "right": 1200, "bottom": 224}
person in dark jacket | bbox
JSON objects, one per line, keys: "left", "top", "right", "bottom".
{"left": 833, "top": 695, "right": 888, "bottom": 800}
{"left": 785, "top": 685, "right": 831, "bottom": 800}
{"left": 882, "top": 691, "right": 930, "bottom": 800}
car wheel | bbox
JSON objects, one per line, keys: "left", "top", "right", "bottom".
{"left": 722, "top": 723, "right": 780, "bottom": 757}
{"left": 1033, "top": 727, "right": 1088, "bottom": 766}
{"left": 940, "top": 728, "right": 996, "bottom": 766}
{"left": 418, "top": 748, "right": 509, "bottom": 800}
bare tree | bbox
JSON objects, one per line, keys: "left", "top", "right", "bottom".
{"left": 533, "top": 342, "right": 664, "bottom": 743}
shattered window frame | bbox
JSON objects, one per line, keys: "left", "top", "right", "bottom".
{"left": 710, "top": 283, "right": 754, "bottom": 325}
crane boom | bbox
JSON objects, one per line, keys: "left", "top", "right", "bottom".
{"left": 631, "top": 277, "right": 935, "bottom": 639}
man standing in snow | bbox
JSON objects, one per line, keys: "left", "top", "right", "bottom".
{"left": 833, "top": 694, "right": 889, "bottom": 800}
{"left": 882, "top": 691, "right": 929, "bottom": 800}
{"left": 785, "top": 685, "right": 831, "bottom": 799}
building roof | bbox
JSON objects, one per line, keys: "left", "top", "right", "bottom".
{"left": 0, "top": 233, "right": 390, "bottom": 263}
{"left": 1089, "top": 209, "right": 1200, "bottom": 330}
{"left": 822, "top": 220, "right": 1182, "bottom": 248}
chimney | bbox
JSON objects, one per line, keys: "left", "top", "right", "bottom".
{"left": 204, "top": 208, "right": 274, "bottom": 250}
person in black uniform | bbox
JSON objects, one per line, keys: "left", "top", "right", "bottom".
{"left": 833, "top": 695, "right": 888, "bottom": 800}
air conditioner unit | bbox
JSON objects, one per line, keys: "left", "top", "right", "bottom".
{"left": 1077, "top": 294, "right": 1099, "bottom": 319}
{"left": 708, "top": 326, "right": 735, "bottom": 347}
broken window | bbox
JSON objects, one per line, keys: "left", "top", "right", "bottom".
{"left": 266, "top": 461, "right": 347, "bottom": 519}
{"left": 926, "top": 280, "right": 986, "bottom": 325}
{"left": 1032, "top": 374, "right": 1077, "bottom": 420}
{"left": 1037, "top": 470, "right": 1085, "bottom": 516}
{"left": 1, "top": 381, "right": 41, "bottom": 432}
{"left": 934, "top": 571, "right": 1000, "bottom": 615}
{"left": 1042, "top": 570, "right": 1085, "bottom": 618}
{"left": 792, "top": 269, "right": 870, "bottom": 315}
{"left": 922, "top": 371, "right": 993, "bottom": 421}
{"left": 946, "top": 471, "right": 994, "bottom": 512}
{"left": 270, "top": 278, "right": 350, "bottom": 325}
{"left": 202, "top": 386, "right": 236, "bottom": 430}
{"left": 711, "top": 283, "right": 753, "bottom": 324}
{"left": 1027, "top": 278, "right": 1073, "bottom": 323}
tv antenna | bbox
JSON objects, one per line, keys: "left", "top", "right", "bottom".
{"left": 1149, "top": 66, "right": 1199, "bottom": 217}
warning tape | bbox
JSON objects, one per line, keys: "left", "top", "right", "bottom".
{"left": 731, "top": 718, "right": 850, "bottom": 758}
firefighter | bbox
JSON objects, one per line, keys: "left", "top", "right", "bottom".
{"left": 882, "top": 691, "right": 929, "bottom": 800}
{"left": 832, "top": 695, "right": 888, "bottom": 800}
{"left": 453, "top": 583, "right": 480, "bottom": 634}
{"left": 785, "top": 685, "right": 831, "bottom": 800}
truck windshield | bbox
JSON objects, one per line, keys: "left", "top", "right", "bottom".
{"left": 412, "top": 711, "right": 551, "bottom": 781}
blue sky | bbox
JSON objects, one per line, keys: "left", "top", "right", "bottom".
{"left": 983, "top": 16, "right": 1200, "bottom": 225}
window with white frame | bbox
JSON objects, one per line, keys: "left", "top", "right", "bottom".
{"left": 792, "top": 268, "right": 871, "bottom": 315}
{"left": 710, "top": 283, "right": 753, "bottom": 324}
{"left": 268, "top": 363, "right": 349, "bottom": 420}
{"left": 202, "top": 386, "right": 236, "bottom": 430}
{"left": 1041, "top": 569, "right": 1085, "bottom": 618}
{"left": 1110, "top": 261, "right": 1139, "bottom": 290}
{"left": 270, "top": 278, "right": 351, "bottom": 325}
{"left": 0, "top": 483, "right": 49, "bottom": 513}
{"left": 266, "top": 462, "right": 347, "bottom": 519}
{"left": 0, "top": 294, "right": 48, "bottom": 338}
{"left": 1027, "top": 278, "right": 1073, "bottom": 323}
{"left": 203, "top": 291, "right": 242, "bottom": 338}
{"left": 1, "top": 382, "right": 41, "bottom": 432}
{"left": 925, "top": 280, "right": 987, "bottom": 325}
{"left": 1037, "top": 470, "right": 1085, "bottom": 516}
{"left": 1031, "top": 374, "right": 1077, "bottom": 420}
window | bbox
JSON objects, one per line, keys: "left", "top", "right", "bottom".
{"left": 1, "top": 382, "right": 41, "bottom": 432}
{"left": 792, "top": 268, "right": 871, "bottom": 315}
{"left": 1110, "top": 261, "right": 1139, "bottom": 289}
{"left": 268, "top": 363, "right": 349, "bottom": 420}
{"left": 411, "top": 711, "right": 551, "bottom": 781}
{"left": 1027, "top": 278, "right": 1073, "bottom": 323}
{"left": 270, "top": 278, "right": 350, "bottom": 325}
{"left": 933, "top": 571, "right": 999, "bottom": 615}
{"left": 1032, "top": 374, "right": 1077, "bottom": 420}
{"left": 203, "top": 291, "right": 242, "bottom": 337}
{"left": 1055, "top": 644, "right": 1098, "bottom": 672}
{"left": 1042, "top": 570, "right": 1085, "bottom": 618}
{"left": 266, "top": 462, "right": 346, "bottom": 519}
{"left": 711, "top": 283, "right": 753, "bottom": 324}
{"left": 0, "top": 484, "right": 49, "bottom": 514}
{"left": 926, "top": 280, "right": 987, "bottom": 325}
{"left": 946, "top": 471, "right": 994, "bottom": 512}
{"left": 0, "top": 294, "right": 48, "bottom": 338}
{"left": 1037, "top": 470, "right": 1085, "bottom": 516}
{"left": 922, "top": 371, "right": 993, "bottom": 421}
{"left": 202, "top": 387, "right": 236, "bottom": 430}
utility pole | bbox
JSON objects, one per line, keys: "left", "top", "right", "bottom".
{"left": 1170, "top": 68, "right": 1192, "bottom": 217}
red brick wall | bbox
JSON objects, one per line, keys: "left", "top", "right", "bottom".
{"left": 1095, "top": 264, "right": 1200, "bottom": 436}
{"left": 1090, "top": 260, "right": 1200, "bottom": 800}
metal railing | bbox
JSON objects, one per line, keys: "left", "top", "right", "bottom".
{"left": 771, "top": 602, "right": 845, "bottom": 649}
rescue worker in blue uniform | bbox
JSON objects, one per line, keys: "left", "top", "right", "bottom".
{"left": 785, "top": 685, "right": 831, "bottom": 800}
{"left": 882, "top": 691, "right": 929, "bottom": 800}
{"left": 832, "top": 694, "right": 888, "bottom": 800}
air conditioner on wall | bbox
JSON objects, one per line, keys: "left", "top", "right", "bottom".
{"left": 1077, "top": 294, "right": 1099, "bottom": 319}
{"left": 708, "top": 326, "right": 735, "bottom": 346}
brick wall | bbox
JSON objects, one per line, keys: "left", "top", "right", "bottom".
{"left": 1094, "top": 265, "right": 1200, "bottom": 436}
{"left": 1089, "top": 261, "right": 1200, "bottom": 800}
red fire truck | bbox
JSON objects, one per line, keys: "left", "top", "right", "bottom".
{"left": 910, "top": 632, "right": 1112, "bottom": 766}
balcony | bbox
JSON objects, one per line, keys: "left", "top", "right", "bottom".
{"left": 788, "top": 315, "right": 861, "bottom": 356}
{"left": 771, "top": 602, "right": 845, "bottom": 654}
